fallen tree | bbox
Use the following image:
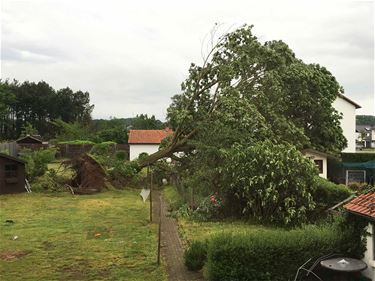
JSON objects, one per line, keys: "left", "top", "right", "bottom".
{"left": 139, "top": 25, "right": 346, "bottom": 168}
{"left": 69, "top": 154, "right": 106, "bottom": 194}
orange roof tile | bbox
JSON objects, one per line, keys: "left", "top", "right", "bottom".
{"left": 128, "top": 128, "right": 173, "bottom": 144}
{"left": 344, "top": 192, "right": 375, "bottom": 219}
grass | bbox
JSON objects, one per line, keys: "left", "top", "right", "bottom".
{"left": 178, "top": 219, "right": 269, "bottom": 243}
{"left": 163, "top": 185, "right": 184, "bottom": 211}
{"left": 0, "top": 190, "right": 166, "bottom": 281}
{"left": 163, "top": 185, "right": 269, "bottom": 243}
{"left": 47, "top": 159, "right": 74, "bottom": 179}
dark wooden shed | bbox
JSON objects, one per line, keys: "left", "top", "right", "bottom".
{"left": 0, "top": 153, "right": 26, "bottom": 195}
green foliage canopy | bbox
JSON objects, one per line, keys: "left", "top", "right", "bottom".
{"left": 19, "top": 147, "right": 57, "bottom": 181}
{"left": 0, "top": 80, "right": 94, "bottom": 140}
{"left": 356, "top": 115, "right": 375, "bottom": 126}
{"left": 165, "top": 25, "right": 346, "bottom": 156}
{"left": 224, "top": 141, "right": 318, "bottom": 225}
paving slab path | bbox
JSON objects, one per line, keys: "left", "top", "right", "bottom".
{"left": 153, "top": 190, "right": 204, "bottom": 281}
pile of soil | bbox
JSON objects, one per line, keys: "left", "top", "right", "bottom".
{"left": 70, "top": 154, "right": 106, "bottom": 194}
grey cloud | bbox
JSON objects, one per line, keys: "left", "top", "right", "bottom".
{"left": 1, "top": 0, "right": 373, "bottom": 117}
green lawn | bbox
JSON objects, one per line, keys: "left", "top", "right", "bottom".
{"left": 163, "top": 185, "right": 269, "bottom": 243}
{"left": 0, "top": 190, "right": 166, "bottom": 281}
{"left": 178, "top": 219, "right": 269, "bottom": 243}
{"left": 47, "top": 159, "right": 74, "bottom": 178}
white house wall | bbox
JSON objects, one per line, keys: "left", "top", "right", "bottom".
{"left": 129, "top": 144, "right": 160, "bottom": 160}
{"left": 362, "top": 223, "right": 375, "bottom": 281}
{"left": 333, "top": 97, "right": 357, "bottom": 152}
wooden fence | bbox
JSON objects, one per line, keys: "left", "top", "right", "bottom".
{"left": 0, "top": 142, "right": 18, "bottom": 157}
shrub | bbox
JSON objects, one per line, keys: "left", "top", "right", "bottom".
{"left": 115, "top": 150, "right": 128, "bottom": 161}
{"left": 137, "top": 152, "right": 149, "bottom": 161}
{"left": 313, "top": 177, "right": 352, "bottom": 207}
{"left": 348, "top": 182, "right": 374, "bottom": 193}
{"left": 224, "top": 141, "right": 318, "bottom": 226}
{"left": 32, "top": 169, "right": 66, "bottom": 192}
{"left": 206, "top": 222, "right": 365, "bottom": 281}
{"left": 184, "top": 240, "right": 207, "bottom": 271}
{"left": 108, "top": 161, "right": 141, "bottom": 180}
{"left": 192, "top": 194, "right": 223, "bottom": 221}
{"left": 164, "top": 185, "right": 184, "bottom": 211}
{"left": 341, "top": 152, "right": 375, "bottom": 163}
{"left": 20, "top": 147, "right": 57, "bottom": 181}
{"left": 90, "top": 141, "right": 116, "bottom": 156}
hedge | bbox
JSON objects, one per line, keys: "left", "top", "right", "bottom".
{"left": 341, "top": 152, "right": 375, "bottom": 163}
{"left": 313, "top": 177, "right": 352, "bottom": 207}
{"left": 184, "top": 240, "right": 207, "bottom": 271}
{"left": 58, "top": 140, "right": 95, "bottom": 145}
{"left": 206, "top": 222, "right": 364, "bottom": 281}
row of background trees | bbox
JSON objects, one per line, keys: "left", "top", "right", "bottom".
{"left": 0, "top": 80, "right": 165, "bottom": 143}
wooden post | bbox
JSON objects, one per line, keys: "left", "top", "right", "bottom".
{"left": 150, "top": 166, "right": 153, "bottom": 223}
{"left": 157, "top": 194, "right": 161, "bottom": 265}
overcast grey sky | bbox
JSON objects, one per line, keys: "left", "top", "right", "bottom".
{"left": 1, "top": 0, "right": 374, "bottom": 119}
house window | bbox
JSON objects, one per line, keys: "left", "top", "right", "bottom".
{"left": 5, "top": 164, "right": 17, "bottom": 178}
{"left": 314, "top": 160, "right": 323, "bottom": 174}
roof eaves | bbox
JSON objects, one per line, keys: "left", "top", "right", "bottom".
{"left": 0, "top": 153, "right": 26, "bottom": 164}
{"left": 337, "top": 93, "right": 361, "bottom": 109}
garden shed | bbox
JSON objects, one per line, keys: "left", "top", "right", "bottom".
{"left": 302, "top": 149, "right": 328, "bottom": 179}
{"left": 344, "top": 192, "right": 375, "bottom": 280}
{"left": 16, "top": 135, "right": 43, "bottom": 144}
{"left": 0, "top": 153, "right": 26, "bottom": 195}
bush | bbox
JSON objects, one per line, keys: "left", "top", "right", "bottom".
{"left": 206, "top": 222, "right": 365, "bottom": 281}
{"left": 224, "top": 141, "right": 318, "bottom": 226}
{"left": 341, "top": 152, "right": 375, "bottom": 163}
{"left": 90, "top": 141, "right": 116, "bottom": 156}
{"left": 184, "top": 240, "right": 207, "bottom": 271}
{"left": 115, "top": 150, "right": 128, "bottom": 161}
{"left": 348, "top": 182, "right": 374, "bottom": 193}
{"left": 20, "top": 147, "right": 57, "bottom": 181}
{"left": 32, "top": 169, "right": 66, "bottom": 192}
{"left": 108, "top": 161, "right": 141, "bottom": 180}
{"left": 313, "top": 177, "right": 352, "bottom": 207}
{"left": 192, "top": 194, "right": 223, "bottom": 221}
{"left": 164, "top": 185, "right": 184, "bottom": 211}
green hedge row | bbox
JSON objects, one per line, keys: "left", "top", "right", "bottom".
{"left": 313, "top": 177, "right": 352, "bottom": 207}
{"left": 194, "top": 221, "right": 364, "bottom": 281}
{"left": 184, "top": 240, "right": 207, "bottom": 271}
{"left": 341, "top": 152, "right": 375, "bottom": 163}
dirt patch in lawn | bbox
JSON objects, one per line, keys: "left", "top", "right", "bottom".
{"left": 0, "top": 250, "right": 31, "bottom": 261}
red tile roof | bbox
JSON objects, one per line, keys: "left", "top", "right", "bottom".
{"left": 128, "top": 128, "right": 173, "bottom": 144}
{"left": 344, "top": 192, "right": 375, "bottom": 220}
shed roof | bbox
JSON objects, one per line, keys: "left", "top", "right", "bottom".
{"left": 128, "top": 128, "right": 173, "bottom": 144}
{"left": 344, "top": 192, "right": 375, "bottom": 221}
{"left": 302, "top": 148, "right": 329, "bottom": 158}
{"left": 16, "top": 135, "right": 43, "bottom": 144}
{"left": 0, "top": 153, "right": 26, "bottom": 164}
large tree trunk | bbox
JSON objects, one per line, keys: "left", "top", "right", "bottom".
{"left": 138, "top": 131, "right": 195, "bottom": 167}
